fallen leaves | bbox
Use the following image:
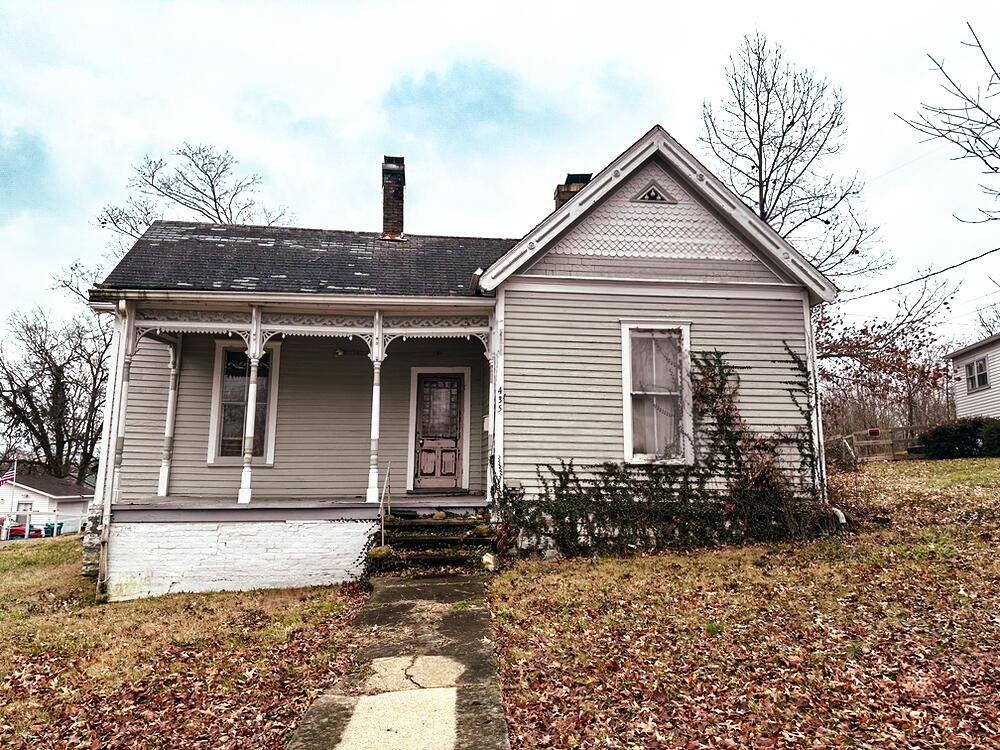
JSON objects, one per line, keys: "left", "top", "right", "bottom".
{"left": 489, "top": 458, "right": 1000, "bottom": 749}
{"left": 0, "top": 539, "right": 369, "bottom": 749}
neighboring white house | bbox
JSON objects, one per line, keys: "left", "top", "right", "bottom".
{"left": 2, "top": 474, "right": 94, "bottom": 537}
{"left": 948, "top": 333, "right": 1000, "bottom": 419}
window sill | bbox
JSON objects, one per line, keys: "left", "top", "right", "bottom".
{"left": 625, "top": 455, "right": 693, "bottom": 467}
{"left": 207, "top": 458, "right": 274, "bottom": 468}
{"left": 968, "top": 385, "right": 991, "bottom": 394}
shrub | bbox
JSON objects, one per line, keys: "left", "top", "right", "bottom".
{"left": 983, "top": 421, "right": 1000, "bottom": 458}
{"left": 920, "top": 417, "right": 1000, "bottom": 459}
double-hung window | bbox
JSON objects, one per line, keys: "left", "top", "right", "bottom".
{"left": 208, "top": 342, "right": 281, "bottom": 464}
{"left": 965, "top": 357, "right": 989, "bottom": 393}
{"left": 622, "top": 322, "right": 693, "bottom": 463}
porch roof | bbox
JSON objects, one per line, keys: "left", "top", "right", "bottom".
{"left": 97, "top": 221, "right": 518, "bottom": 299}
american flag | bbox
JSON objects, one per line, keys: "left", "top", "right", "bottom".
{"left": 0, "top": 464, "right": 15, "bottom": 486}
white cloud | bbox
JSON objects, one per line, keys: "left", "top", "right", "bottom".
{"left": 1, "top": 0, "right": 999, "bottom": 342}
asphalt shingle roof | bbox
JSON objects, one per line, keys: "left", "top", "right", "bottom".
{"left": 99, "top": 221, "right": 520, "bottom": 297}
{"left": 15, "top": 474, "right": 93, "bottom": 498}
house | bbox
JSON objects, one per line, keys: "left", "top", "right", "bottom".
{"left": 948, "top": 333, "right": 1000, "bottom": 418}
{"left": 2, "top": 473, "right": 93, "bottom": 538}
{"left": 84, "top": 125, "right": 837, "bottom": 601}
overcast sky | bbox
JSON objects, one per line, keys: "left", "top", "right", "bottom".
{"left": 2, "top": 1, "right": 999, "bottom": 344}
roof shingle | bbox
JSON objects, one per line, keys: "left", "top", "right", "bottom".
{"left": 99, "top": 221, "right": 520, "bottom": 297}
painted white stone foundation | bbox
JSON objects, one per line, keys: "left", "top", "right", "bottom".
{"left": 106, "top": 520, "right": 377, "bottom": 601}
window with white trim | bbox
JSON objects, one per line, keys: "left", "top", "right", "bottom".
{"left": 220, "top": 350, "right": 272, "bottom": 456}
{"left": 965, "top": 356, "right": 989, "bottom": 393}
{"left": 622, "top": 323, "right": 692, "bottom": 462}
{"left": 208, "top": 342, "right": 281, "bottom": 464}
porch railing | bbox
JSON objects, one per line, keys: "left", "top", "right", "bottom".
{"left": 378, "top": 462, "right": 392, "bottom": 547}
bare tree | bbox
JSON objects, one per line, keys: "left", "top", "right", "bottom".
{"left": 901, "top": 23, "right": 1000, "bottom": 222}
{"left": 976, "top": 302, "right": 1000, "bottom": 336}
{"left": 0, "top": 310, "right": 112, "bottom": 483}
{"left": 56, "top": 143, "right": 289, "bottom": 302}
{"left": 701, "top": 33, "right": 889, "bottom": 283}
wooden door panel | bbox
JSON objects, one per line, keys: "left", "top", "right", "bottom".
{"left": 440, "top": 449, "right": 457, "bottom": 476}
{"left": 414, "top": 374, "right": 463, "bottom": 489}
{"left": 418, "top": 449, "right": 438, "bottom": 477}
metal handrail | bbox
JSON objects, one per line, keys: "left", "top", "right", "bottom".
{"left": 378, "top": 462, "right": 391, "bottom": 547}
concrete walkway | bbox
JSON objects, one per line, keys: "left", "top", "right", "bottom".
{"left": 289, "top": 576, "right": 510, "bottom": 750}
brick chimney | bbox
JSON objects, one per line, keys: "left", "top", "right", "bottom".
{"left": 554, "top": 173, "right": 592, "bottom": 209}
{"left": 381, "top": 155, "right": 405, "bottom": 240}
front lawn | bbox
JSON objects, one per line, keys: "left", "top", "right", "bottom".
{"left": 0, "top": 536, "right": 367, "bottom": 749}
{"left": 490, "top": 459, "right": 1000, "bottom": 749}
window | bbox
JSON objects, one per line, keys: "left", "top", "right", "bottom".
{"left": 622, "top": 322, "right": 692, "bottom": 463}
{"left": 208, "top": 342, "right": 281, "bottom": 464}
{"left": 965, "top": 357, "right": 990, "bottom": 392}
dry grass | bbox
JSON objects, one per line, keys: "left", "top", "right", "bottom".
{"left": 0, "top": 536, "right": 367, "bottom": 749}
{"left": 490, "top": 458, "right": 1000, "bottom": 749}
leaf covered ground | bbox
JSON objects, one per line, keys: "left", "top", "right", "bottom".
{"left": 0, "top": 537, "right": 368, "bottom": 749}
{"left": 489, "top": 459, "right": 1000, "bottom": 749}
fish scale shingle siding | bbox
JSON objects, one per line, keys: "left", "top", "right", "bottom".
{"left": 525, "top": 160, "right": 788, "bottom": 284}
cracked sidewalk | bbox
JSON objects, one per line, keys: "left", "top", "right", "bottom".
{"left": 288, "top": 576, "right": 510, "bottom": 750}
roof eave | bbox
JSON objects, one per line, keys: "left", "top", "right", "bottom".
{"left": 87, "top": 287, "right": 497, "bottom": 309}
{"left": 946, "top": 333, "right": 1000, "bottom": 360}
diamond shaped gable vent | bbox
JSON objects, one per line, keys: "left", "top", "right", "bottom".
{"left": 631, "top": 180, "right": 678, "bottom": 204}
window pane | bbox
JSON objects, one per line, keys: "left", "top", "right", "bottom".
{"left": 220, "top": 404, "right": 245, "bottom": 456}
{"left": 979, "top": 371, "right": 990, "bottom": 388}
{"left": 631, "top": 394, "right": 656, "bottom": 455}
{"left": 977, "top": 359, "right": 987, "bottom": 375}
{"left": 631, "top": 394, "right": 681, "bottom": 457}
{"left": 630, "top": 335, "right": 654, "bottom": 391}
{"left": 651, "top": 332, "right": 681, "bottom": 391}
{"left": 631, "top": 330, "right": 681, "bottom": 392}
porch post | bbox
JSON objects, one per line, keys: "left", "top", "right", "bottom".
{"left": 95, "top": 300, "right": 135, "bottom": 596}
{"left": 109, "top": 301, "right": 137, "bottom": 512}
{"left": 238, "top": 308, "right": 263, "bottom": 504}
{"left": 156, "top": 335, "right": 182, "bottom": 496}
{"left": 366, "top": 310, "right": 384, "bottom": 503}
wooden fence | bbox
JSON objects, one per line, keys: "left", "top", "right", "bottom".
{"left": 830, "top": 426, "right": 929, "bottom": 463}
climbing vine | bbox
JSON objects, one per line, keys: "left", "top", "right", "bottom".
{"left": 491, "top": 347, "right": 836, "bottom": 557}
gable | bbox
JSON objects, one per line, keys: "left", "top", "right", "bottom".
{"left": 523, "top": 159, "right": 788, "bottom": 284}
{"left": 480, "top": 124, "right": 837, "bottom": 303}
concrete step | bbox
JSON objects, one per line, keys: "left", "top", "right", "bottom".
{"left": 385, "top": 533, "right": 487, "bottom": 547}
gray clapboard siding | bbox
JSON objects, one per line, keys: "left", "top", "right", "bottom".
{"left": 500, "top": 288, "right": 811, "bottom": 493}
{"left": 953, "top": 343, "right": 1000, "bottom": 418}
{"left": 119, "top": 335, "right": 486, "bottom": 500}
{"left": 119, "top": 339, "right": 170, "bottom": 497}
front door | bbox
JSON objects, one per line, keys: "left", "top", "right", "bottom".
{"left": 414, "top": 373, "right": 463, "bottom": 490}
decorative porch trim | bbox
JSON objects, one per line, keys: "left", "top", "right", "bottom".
{"left": 405, "top": 366, "right": 472, "bottom": 493}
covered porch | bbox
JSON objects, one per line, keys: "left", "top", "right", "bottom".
{"left": 97, "top": 300, "right": 499, "bottom": 520}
